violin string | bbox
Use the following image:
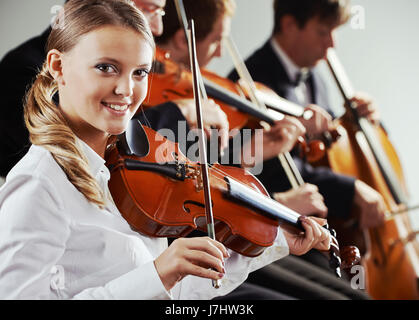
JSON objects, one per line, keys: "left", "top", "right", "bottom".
{"left": 205, "top": 163, "right": 278, "bottom": 204}
{"left": 206, "top": 163, "right": 243, "bottom": 188}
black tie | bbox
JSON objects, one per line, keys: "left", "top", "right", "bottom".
{"left": 291, "top": 70, "right": 310, "bottom": 87}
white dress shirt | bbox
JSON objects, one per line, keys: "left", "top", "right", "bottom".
{"left": 0, "top": 141, "right": 289, "bottom": 300}
{"left": 270, "top": 38, "right": 312, "bottom": 106}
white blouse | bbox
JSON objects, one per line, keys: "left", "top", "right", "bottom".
{"left": 0, "top": 142, "right": 289, "bottom": 300}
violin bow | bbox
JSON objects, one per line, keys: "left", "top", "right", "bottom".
{"left": 180, "top": 11, "right": 221, "bottom": 288}
{"left": 224, "top": 35, "right": 304, "bottom": 188}
{"left": 225, "top": 36, "right": 347, "bottom": 277}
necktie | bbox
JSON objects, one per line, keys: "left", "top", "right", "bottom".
{"left": 291, "top": 69, "right": 311, "bottom": 87}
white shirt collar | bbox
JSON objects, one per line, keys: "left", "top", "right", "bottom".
{"left": 270, "top": 38, "right": 309, "bottom": 84}
{"left": 78, "top": 139, "right": 110, "bottom": 182}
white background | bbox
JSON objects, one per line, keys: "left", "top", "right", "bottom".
{"left": 1, "top": 1, "right": 418, "bottom": 229}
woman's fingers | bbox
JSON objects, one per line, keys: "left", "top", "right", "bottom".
{"left": 154, "top": 237, "right": 228, "bottom": 291}
{"left": 184, "top": 249, "right": 225, "bottom": 274}
{"left": 307, "top": 217, "right": 331, "bottom": 251}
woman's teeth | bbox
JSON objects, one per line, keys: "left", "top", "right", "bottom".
{"left": 103, "top": 102, "right": 129, "bottom": 111}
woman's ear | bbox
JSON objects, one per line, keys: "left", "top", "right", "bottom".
{"left": 47, "top": 49, "right": 65, "bottom": 85}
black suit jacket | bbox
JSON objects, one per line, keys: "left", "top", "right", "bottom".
{"left": 0, "top": 28, "right": 51, "bottom": 176}
{"left": 228, "top": 41, "right": 355, "bottom": 219}
{"left": 0, "top": 28, "right": 185, "bottom": 177}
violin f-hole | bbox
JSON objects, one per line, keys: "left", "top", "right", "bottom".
{"left": 183, "top": 200, "right": 214, "bottom": 214}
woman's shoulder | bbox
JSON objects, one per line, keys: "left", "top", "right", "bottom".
{"left": 7, "top": 144, "right": 66, "bottom": 183}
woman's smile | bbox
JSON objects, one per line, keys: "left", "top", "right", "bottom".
{"left": 101, "top": 101, "right": 131, "bottom": 115}
{"left": 56, "top": 25, "right": 153, "bottom": 144}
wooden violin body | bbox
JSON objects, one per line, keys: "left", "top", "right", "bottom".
{"left": 105, "top": 121, "right": 361, "bottom": 275}
{"left": 106, "top": 124, "right": 284, "bottom": 257}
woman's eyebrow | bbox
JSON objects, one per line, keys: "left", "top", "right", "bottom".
{"left": 96, "top": 57, "right": 121, "bottom": 64}
{"left": 96, "top": 57, "right": 151, "bottom": 68}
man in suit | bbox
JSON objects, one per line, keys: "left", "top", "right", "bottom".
{"left": 228, "top": 0, "right": 386, "bottom": 231}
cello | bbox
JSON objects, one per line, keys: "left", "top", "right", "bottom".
{"left": 318, "top": 48, "right": 419, "bottom": 299}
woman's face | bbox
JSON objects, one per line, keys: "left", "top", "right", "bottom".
{"left": 54, "top": 25, "right": 153, "bottom": 144}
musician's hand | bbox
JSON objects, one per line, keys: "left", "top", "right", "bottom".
{"left": 273, "top": 184, "right": 328, "bottom": 218}
{"left": 299, "top": 104, "right": 332, "bottom": 138}
{"left": 349, "top": 92, "right": 380, "bottom": 125}
{"left": 353, "top": 180, "right": 386, "bottom": 229}
{"left": 154, "top": 237, "right": 229, "bottom": 291}
{"left": 284, "top": 216, "right": 331, "bottom": 256}
{"left": 175, "top": 98, "right": 230, "bottom": 152}
{"left": 246, "top": 116, "right": 306, "bottom": 165}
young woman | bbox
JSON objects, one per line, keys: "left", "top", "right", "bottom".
{"left": 0, "top": 0, "right": 330, "bottom": 299}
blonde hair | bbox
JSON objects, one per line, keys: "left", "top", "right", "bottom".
{"left": 24, "top": 0, "right": 155, "bottom": 208}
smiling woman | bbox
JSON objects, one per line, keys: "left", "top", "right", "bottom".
{"left": 51, "top": 25, "right": 153, "bottom": 153}
{"left": 24, "top": 0, "right": 155, "bottom": 208}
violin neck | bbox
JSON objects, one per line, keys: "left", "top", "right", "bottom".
{"left": 202, "top": 77, "right": 278, "bottom": 124}
{"left": 224, "top": 176, "right": 303, "bottom": 230}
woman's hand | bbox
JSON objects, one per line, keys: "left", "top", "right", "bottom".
{"left": 154, "top": 237, "right": 230, "bottom": 291}
{"left": 284, "top": 216, "right": 331, "bottom": 256}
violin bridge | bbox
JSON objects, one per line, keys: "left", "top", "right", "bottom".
{"left": 183, "top": 164, "right": 204, "bottom": 192}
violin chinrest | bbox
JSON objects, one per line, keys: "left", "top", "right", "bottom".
{"left": 118, "top": 119, "right": 150, "bottom": 157}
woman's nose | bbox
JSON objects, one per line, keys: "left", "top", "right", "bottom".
{"left": 114, "top": 76, "right": 134, "bottom": 98}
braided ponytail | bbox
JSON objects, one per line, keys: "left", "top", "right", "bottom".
{"left": 24, "top": 62, "right": 106, "bottom": 208}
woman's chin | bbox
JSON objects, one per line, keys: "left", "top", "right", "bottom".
{"left": 106, "top": 125, "right": 127, "bottom": 137}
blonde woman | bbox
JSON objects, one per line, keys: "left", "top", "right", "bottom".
{"left": 0, "top": 0, "right": 330, "bottom": 300}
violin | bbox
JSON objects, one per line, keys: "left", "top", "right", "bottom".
{"left": 315, "top": 48, "right": 419, "bottom": 299}
{"left": 145, "top": 46, "right": 325, "bottom": 162}
{"left": 105, "top": 119, "right": 359, "bottom": 272}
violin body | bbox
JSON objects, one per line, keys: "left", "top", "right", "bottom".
{"left": 106, "top": 125, "right": 282, "bottom": 257}
{"left": 316, "top": 112, "right": 419, "bottom": 299}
